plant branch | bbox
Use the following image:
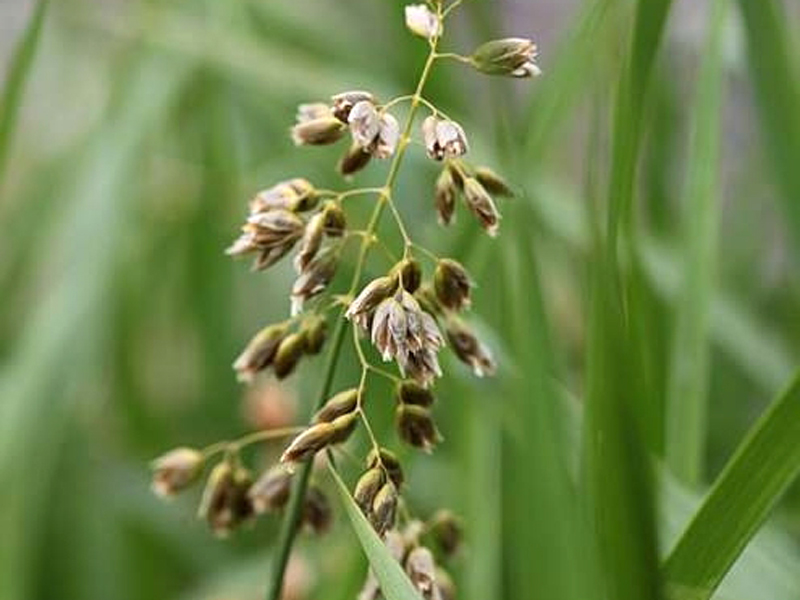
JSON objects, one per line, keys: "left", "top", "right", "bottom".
{"left": 264, "top": 25, "right": 442, "bottom": 600}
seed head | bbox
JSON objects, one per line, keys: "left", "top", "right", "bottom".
{"left": 291, "top": 116, "right": 346, "bottom": 146}
{"left": 227, "top": 209, "right": 305, "bottom": 270}
{"left": 396, "top": 404, "right": 442, "bottom": 452}
{"left": 300, "top": 314, "right": 327, "bottom": 355}
{"left": 348, "top": 100, "right": 381, "bottom": 148}
{"left": 345, "top": 275, "right": 399, "bottom": 330}
{"left": 370, "top": 480, "right": 398, "bottom": 536}
{"left": 233, "top": 323, "right": 289, "bottom": 383}
{"left": 434, "top": 258, "right": 473, "bottom": 311}
{"left": 294, "top": 211, "right": 325, "bottom": 273}
{"left": 429, "top": 510, "right": 463, "bottom": 556}
{"left": 150, "top": 447, "right": 204, "bottom": 498}
{"left": 290, "top": 247, "right": 339, "bottom": 315}
{"left": 327, "top": 411, "right": 360, "bottom": 444}
{"left": 296, "top": 102, "right": 332, "bottom": 122}
{"left": 302, "top": 485, "right": 333, "bottom": 534}
{"left": 474, "top": 166, "right": 514, "bottom": 197}
{"left": 445, "top": 318, "right": 497, "bottom": 377}
{"left": 471, "top": 37, "right": 541, "bottom": 78}
{"left": 354, "top": 467, "right": 385, "bottom": 515}
{"left": 390, "top": 257, "right": 422, "bottom": 293}
{"left": 434, "top": 168, "right": 458, "bottom": 226}
{"left": 421, "top": 116, "right": 469, "bottom": 161}
{"left": 273, "top": 332, "right": 307, "bottom": 379}
{"left": 397, "top": 380, "right": 436, "bottom": 407}
{"left": 366, "top": 447, "right": 404, "bottom": 488}
{"left": 248, "top": 465, "right": 293, "bottom": 514}
{"left": 313, "top": 388, "right": 359, "bottom": 424}
{"left": 331, "top": 90, "right": 376, "bottom": 123}
{"left": 197, "top": 461, "right": 254, "bottom": 537}
{"left": 250, "top": 178, "right": 318, "bottom": 214}
{"left": 404, "top": 4, "right": 441, "bottom": 39}
{"left": 374, "top": 112, "right": 400, "bottom": 159}
{"left": 280, "top": 422, "right": 338, "bottom": 464}
{"left": 405, "top": 546, "right": 440, "bottom": 600}
{"left": 338, "top": 142, "right": 373, "bottom": 177}
{"left": 463, "top": 176, "right": 501, "bottom": 237}
{"left": 321, "top": 200, "right": 347, "bottom": 237}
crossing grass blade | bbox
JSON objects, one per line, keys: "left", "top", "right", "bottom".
{"left": 663, "top": 370, "right": 800, "bottom": 600}
{"left": 0, "top": 0, "right": 49, "bottom": 186}
{"left": 736, "top": 0, "right": 800, "bottom": 250}
{"left": 328, "top": 461, "right": 424, "bottom": 600}
{"left": 664, "top": 0, "right": 727, "bottom": 485}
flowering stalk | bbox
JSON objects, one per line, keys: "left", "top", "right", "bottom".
{"left": 150, "top": 1, "right": 540, "bottom": 598}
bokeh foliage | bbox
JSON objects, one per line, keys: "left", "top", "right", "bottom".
{"left": 1, "top": 0, "right": 799, "bottom": 599}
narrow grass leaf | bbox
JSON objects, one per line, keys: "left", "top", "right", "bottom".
{"left": 665, "top": 0, "right": 728, "bottom": 485}
{"left": 737, "top": 0, "right": 800, "bottom": 250}
{"left": 663, "top": 370, "right": 800, "bottom": 600}
{"left": 328, "top": 461, "right": 424, "bottom": 600}
{"left": 0, "top": 0, "right": 49, "bottom": 187}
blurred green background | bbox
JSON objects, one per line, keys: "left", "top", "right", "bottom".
{"left": 1, "top": 0, "right": 800, "bottom": 599}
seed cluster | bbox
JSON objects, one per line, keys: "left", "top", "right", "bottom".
{"left": 151, "top": 1, "right": 539, "bottom": 597}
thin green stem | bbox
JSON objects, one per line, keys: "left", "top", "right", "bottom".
{"left": 435, "top": 52, "right": 474, "bottom": 66}
{"left": 264, "top": 25, "right": 442, "bottom": 600}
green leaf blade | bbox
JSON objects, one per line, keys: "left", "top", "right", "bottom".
{"left": 329, "top": 462, "right": 424, "bottom": 600}
{"left": 664, "top": 370, "right": 800, "bottom": 599}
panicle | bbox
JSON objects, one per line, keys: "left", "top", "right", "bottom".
{"left": 470, "top": 37, "right": 541, "bottom": 78}
{"left": 445, "top": 317, "right": 497, "bottom": 377}
{"left": 421, "top": 116, "right": 469, "bottom": 161}
{"left": 150, "top": 447, "right": 204, "bottom": 498}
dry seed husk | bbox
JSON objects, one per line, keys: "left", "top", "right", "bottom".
{"left": 248, "top": 465, "right": 292, "bottom": 514}
{"left": 433, "top": 258, "right": 472, "bottom": 311}
{"left": 391, "top": 258, "right": 422, "bottom": 293}
{"left": 397, "top": 380, "right": 435, "bottom": 407}
{"left": 313, "top": 388, "right": 359, "bottom": 423}
{"left": 150, "top": 447, "right": 204, "bottom": 497}
{"left": 273, "top": 332, "right": 306, "bottom": 379}
{"left": 354, "top": 467, "right": 386, "bottom": 514}
{"left": 370, "top": 481, "right": 398, "bottom": 535}
{"left": 366, "top": 447, "right": 404, "bottom": 488}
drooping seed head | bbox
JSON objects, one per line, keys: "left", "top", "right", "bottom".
{"left": 280, "top": 422, "right": 338, "bottom": 464}
{"left": 250, "top": 178, "right": 318, "bottom": 214}
{"left": 371, "top": 295, "right": 407, "bottom": 362}
{"left": 474, "top": 166, "right": 514, "bottom": 197}
{"left": 434, "top": 258, "right": 473, "bottom": 311}
{"left": 421, "top": 116, "right": 469, "bottom": 161}
{"left": 291, "top": 116, "right": 346, "bottom": 146}
{"left": 150, "top": 447, "right": 204, "bottom": 498}
{"left": 327, "top": 411, "right": 360, "bottom": 444}
{"left": 331, "top": 90, "right": 376, "bottom": 123}
{"left": 346, "top": 276, "right": 399, "bottom": 331}
{"left": 338, "top": 142, "right": 373, "bottom": 177}
{"left": 321, "top": 201, "right": 347, "bottom": 237}
{"left": 290, "top": 247, "right": 339, "bottom": 315}
{"left": 348, "top": 100, "right": 381, "bottom": 148}
{"left": 233, "top": 323, "right": 289, "bottom": 383}
{"left": 470, "top": 37, "right": 541, "bottom": 78}
{"left": 429, "top": 510, "right": 463, "bottom": 556}
{"left": 272, "top": 332, "right": 307, "bottom": 379}
{"left": 300, "top": 314, "right": 327, "bottom": 355}
{"left": 397, "top": 379, "right": 436, "bottom": 407}
{"left": 354, "top": 467, "right": 385, "bottom": 515}
{"left": 373, "top": 112, "right": 400, "bottom": 159}
{"left": 248, "top": 465, "right": 293, "bottom": 514}
{"left": 296, "top": 103, "right": 332, "bottom": 123}
{"left": 463, "top": 177, "right": 501, "bottom": 237}
{"left": 396, "top": 404, "right": 442, "bottom": 452}
{"left": 404, "top": 4, "right": 441, "bottom": 39}
{"left": 390, "top": 257, "right": 422, "bottom": 293}
{"left": 445, "top": 317, "right": 497, "bottom": 377}
{"left": 405, "top": 546, "right": 440, "bottom": 600}
{"left": 434, "top": 167, "right": 458, "bottom": 226}
{"left": 197, "top": 461, "right": 254, "bottom": 537}
{"left": 370, "top": 480, "right": 398, "bottom": 536}
{"left": 313, "top": 388, "right": 359, "bottom": 424}
{"left": 294, "top": 211, "right": 326, "bottom": 273}
{"left": 366, "top": 447, "right": 404, "bottom": 488}
{"left": 302, "top": 485, "right": 333, "bottom": 534}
